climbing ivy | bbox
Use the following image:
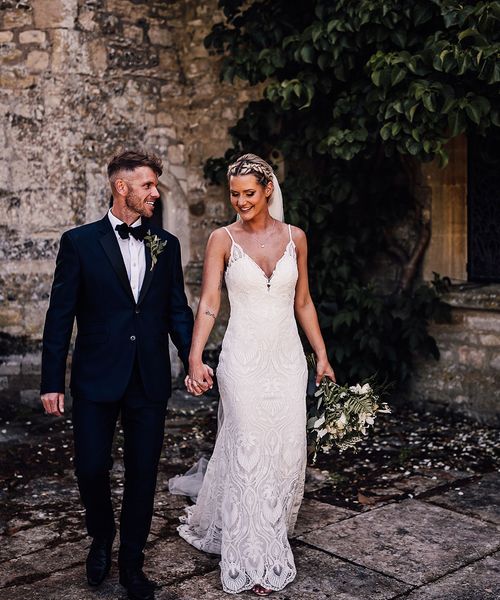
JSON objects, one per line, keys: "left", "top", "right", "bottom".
{"left": 204, "top": 0, "right": 500, "bottom": 385}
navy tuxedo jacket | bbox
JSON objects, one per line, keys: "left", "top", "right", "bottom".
{"left": 40, "top": 215, "right": 194, "bottom": 403}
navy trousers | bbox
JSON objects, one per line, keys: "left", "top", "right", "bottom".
{"left": 72, "top": 360, "right": 167, "bottom": 568}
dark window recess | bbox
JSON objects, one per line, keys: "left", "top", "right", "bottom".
{"left": 147, "top": 193, "right": 163, "bottom": 229}
{"left": 108, "top": 194, "right": 163, "bottom": 228}
{"left": 467, "top": 131, "right": 500, "bottom": 282}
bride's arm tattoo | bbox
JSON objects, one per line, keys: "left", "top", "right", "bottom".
{"left": 204, "top": 309, "right": 216, "bottom": 321}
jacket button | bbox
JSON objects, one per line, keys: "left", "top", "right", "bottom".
{"left": 135, "top": 308, "right": 140, "bottom": 314}
{"left": 130, "top": 335, "right": 136, "bottom": 341}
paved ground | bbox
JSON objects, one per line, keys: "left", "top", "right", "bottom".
{"left": 1, "top": 391, "right": 499, "bottom": 599}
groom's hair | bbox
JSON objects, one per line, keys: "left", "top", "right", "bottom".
{"left": 107, "top": 150, "right": 163, "bottom": 180}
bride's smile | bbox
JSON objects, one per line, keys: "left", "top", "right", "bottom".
{"left": 229, "top": 172, "right": 273, "bottom": 221}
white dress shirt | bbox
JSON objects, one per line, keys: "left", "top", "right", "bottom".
{"left": 108, "top": 208, "right": 146, "bottom": 303}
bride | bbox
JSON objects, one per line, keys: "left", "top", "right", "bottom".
{"left": 170, "top": 154, "right": 335, "bottom": 595}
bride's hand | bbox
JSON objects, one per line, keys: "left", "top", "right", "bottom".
{"left": 315, "top": 356, "right": 336, "bottom": 386}
{"left": 185, "top": 361, "right": 214, "bottom": 396}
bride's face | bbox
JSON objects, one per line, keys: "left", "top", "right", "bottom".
{"left": 229, "top": 174, "right": 272, "bottom": 221}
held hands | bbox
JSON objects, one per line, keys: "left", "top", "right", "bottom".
{"left": 41, "top": 393, "right": 65, "bottom": 417}
{"left": 315, "top": 356, "right": 336, "bottom": 386}
{"left": 185, "top": 361, "right": 214, "bottom": 396}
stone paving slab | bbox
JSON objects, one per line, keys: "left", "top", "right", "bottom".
{"left": 0, "top": 539, "right": 87, "bottom": 588}
{"left": 404, "top": 551, "right": 500, "bottom": 600}
{"left": 1, "top": 566, "right": 123, "bottom": 600}
{"left": 159, "top": 545, "right": 412, "bottom": 600}
{"left": 359, "top": 469, "right": 475, "bottom": 506}
{"left": 291, "top": 498, "right": 357, "bottom": 538}
{"left": 299, "top": 499, "right": 500, "bottom": 585}
{"left": 425, "top": 470, "right": 500, "bottom": 525}
{"left": 0, "top": 524, "right": 61, "bottom": 562}
{"left": 146, "top": 537, "right": 220, "bottom": 585}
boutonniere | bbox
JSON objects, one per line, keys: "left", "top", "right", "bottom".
{"left": 144, "top": 230, "right": 167, "bottom": 271}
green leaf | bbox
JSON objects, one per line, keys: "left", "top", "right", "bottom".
{"left": 465, "top": 103, "right": 481, "bottom": 125}
{"left": 391, "top": 66, "right": 407, "bottom": 86}
{"left": 422, "top": 93, "right": 436, "bottom": 112}
{"left": 448, "top": 110, "right": 466, "bottom": 136}
{"left": 300, "top": 44, "right": 314, "bottom": 64}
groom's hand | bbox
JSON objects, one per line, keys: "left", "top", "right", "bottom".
{"left": 41, "top": 393, "right": 65, "bottom": 417}
{"left": 185, "top": 363, "right": 214, "bottom": 396}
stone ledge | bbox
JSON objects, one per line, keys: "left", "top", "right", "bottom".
{"left": 443, "top": 284, "right": 500, "bottom": 311}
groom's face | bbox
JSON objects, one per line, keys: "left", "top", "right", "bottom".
{"left": 123, "top": 166, "right": 160, "bottom": 219}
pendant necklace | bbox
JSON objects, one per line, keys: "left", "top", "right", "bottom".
{"left": 254, "top": 218, "right": 276, "bottom": 248}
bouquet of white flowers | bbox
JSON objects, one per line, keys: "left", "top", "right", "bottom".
{"left": 306, "top": 356, "right": 391, "bottom": 463}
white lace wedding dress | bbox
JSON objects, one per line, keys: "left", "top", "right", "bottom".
{"left": 174, "top": 224, "right": 308, "bottom": 594}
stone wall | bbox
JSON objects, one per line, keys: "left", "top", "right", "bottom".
{"left": 1, "top": 2, "right": 499, "bottom": 422}
{"left": 408, "top": 135, "right": 500, "bottom": 422}
{"left": 409, "top": 286, "right": 500, "bottom": 424}
{"left": 0, "top": 0, "right": 252, "bottom": 407}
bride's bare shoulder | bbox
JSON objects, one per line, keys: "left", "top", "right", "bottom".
{"left": 207, "top": 227, "right": 233, "bottom": 252}
{"left": 289, "top": 224, "right": 307, "bottom": 245}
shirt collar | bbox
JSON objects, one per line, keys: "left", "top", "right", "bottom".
{"left": 108, "top": 208, "right": 142, "bottom": 230}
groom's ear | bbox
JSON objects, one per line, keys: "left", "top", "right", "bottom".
{"left": 114, "top": 177, "right": 128, "bottom": 196}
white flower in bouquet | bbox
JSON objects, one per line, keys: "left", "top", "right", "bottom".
{"left": 306, "top": 355, "right": 391, "bottom": 463}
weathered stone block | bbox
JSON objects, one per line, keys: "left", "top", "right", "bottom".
{"left": 0, "top": 71, "right": 36, "bottom": 88}
{"left": 76, "top": 8, "right": 96, "bottom": 32}
{"left": 87, "top": 39, "right": 107, "bottom": 73}
{"left": 465, "top": 313, "right": 500, "bottom": 333}
{"left": 26, "top": 49, "right": 49, "bottom": 71}
{"left": 20, "top": 389, "right": 40, "bottom": 405}
{"left": 108, "top": 44, "right": 159, "bottom": 70}
{"left": 123, "top": 25, "right": 143, "bottom": 44}
{"left": 457, "top": 345, "right": 486, "bottom": 368}
{"left": 167, "top": 143, "right": 184, "bottom": 166}
{"left": 49, "top": 29, "right": 91, "bottom": 74}
{"left": 32, "top": 0, "right": 76, "bottom": 29}
{"left": 0, "top": 42, "right": 23, "bottom": 63}
{"left": 0, "top": 308, "right": 23, "bottom": 328}
{"left": 480, "top": 333, "right": 500, "bottom": 346}
{"left": 21, "top": 353, "right": 41, "bottom": 374}
{"left": 491, "top": 354, "right": 500, "bottom": 371}
{"left": 0, "top": 31, "right": 14, "bottom": 43}
{"left": 148, "top": 24, "right": 173, "bottom": 47}
{"left": 19, "top": 30, "right": 46, "bottom": 45}
{"left": 2, "top": 9, "right": 33, "bottom": 29}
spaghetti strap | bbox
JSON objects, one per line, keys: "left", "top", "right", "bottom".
{"left": 287, "top": 223, "right": 293, "bottom": 243}
{"left": 223, "top": 226, "right": 235, "bottom": 244}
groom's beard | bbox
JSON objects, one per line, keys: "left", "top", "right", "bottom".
{"left": 125, "top": 189, "right": 154, "bottom": 218}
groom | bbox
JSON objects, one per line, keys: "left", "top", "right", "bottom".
{"left": 40, "top": 150, "right": 210, "bottom": 600}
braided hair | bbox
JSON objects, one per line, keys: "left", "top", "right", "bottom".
{"left": 227, "top": 154, "right": 274, "bottom": 189}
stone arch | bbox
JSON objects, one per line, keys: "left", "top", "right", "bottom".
{"left": 157, "top": 171, "right": 190, "bottom": 268}
{"left": 156, "top": 170, "right": 191, "bottom": 379}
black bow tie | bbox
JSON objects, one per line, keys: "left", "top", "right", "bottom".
{"left": 115, "top": 223, "right": 146, "bottom": 241}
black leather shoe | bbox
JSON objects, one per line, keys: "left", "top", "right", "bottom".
{"left": 86, "top": 532, "right": 115, "bottom": 586}
{"left": 119, "top": 568, "right": 156, "bottom": 600}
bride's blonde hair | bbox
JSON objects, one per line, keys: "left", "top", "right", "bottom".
{"left": 227, "top": 153, "right": 274, "bottom": 188}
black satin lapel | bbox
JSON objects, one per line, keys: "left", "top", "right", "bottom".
{"left": 99, "top": 231, "right": 136, "bottom": 303}
{"left": 138, "top": 247, "right": 154, "bottom": 305}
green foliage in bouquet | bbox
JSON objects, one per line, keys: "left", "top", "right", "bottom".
{"left": 203, "top": 0, "right": 499, "bottom": 386}
{"left": 306, "top": 355, "right": 391, "bottom": 462}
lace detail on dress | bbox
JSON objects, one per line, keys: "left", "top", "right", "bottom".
{"left": 175, "top": 223, "right": 307, "bottom": 594}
